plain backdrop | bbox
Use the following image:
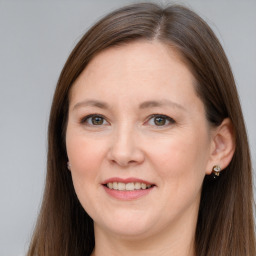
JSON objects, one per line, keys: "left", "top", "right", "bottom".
{"left": 0, "top": 0, "right": 255, "bottom": 255}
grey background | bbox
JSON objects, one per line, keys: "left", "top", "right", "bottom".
{"left": 0, "top": 0, "right": 255, "bottom": 255}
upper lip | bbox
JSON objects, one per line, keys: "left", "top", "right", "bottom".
{"left": 102, "top": 177, "right": 155, "bottom": 185}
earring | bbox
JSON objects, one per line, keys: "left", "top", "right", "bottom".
{"left": 67, "top": 161, "right": 71, "bottom": 170}
{"left": 212, "top": 165, "right": 221, "bottom": 179}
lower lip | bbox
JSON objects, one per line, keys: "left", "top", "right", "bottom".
{"left": 102, "top": 185, "right": 154, "bottom": 200}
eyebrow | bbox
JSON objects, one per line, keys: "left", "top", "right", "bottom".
{"left": 72, "top": 99, "right": 186, "bottom": 111}
{"left": 73, "top": 100, "right": 109, "bottom": 110}
{"left": 139, "top": 100, "right": 185, "bottom": 111}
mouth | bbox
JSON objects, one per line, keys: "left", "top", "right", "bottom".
{"left": 104, "top": 182, "right": 155, "bottom": 191}
{"left": 102, "top": 178, "right": 156, "bottom": 200}
{"left": 102, "top": 179, "right": 156, "bottom": 200}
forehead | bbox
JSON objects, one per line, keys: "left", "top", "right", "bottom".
{"left": 70, "top": 40, "right": 200, "bottom": 109}
{"left": 81, "top": 40, "right": 190, "bottom": 81}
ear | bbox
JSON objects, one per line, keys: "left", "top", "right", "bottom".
{"left": 206, "top": 118, "right": 236, "bottom": 175}
{"left": 67, "top": 161, "right": 71, "bottom": 171}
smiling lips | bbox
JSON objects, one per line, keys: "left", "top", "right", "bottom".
{"left": 102, "top": 178, "right": 155, "bottom": 200}
{"left": 106, "top": 182, "right": 153, "bottom": 191}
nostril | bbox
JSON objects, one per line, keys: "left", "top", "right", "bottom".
{"left": 107, "top": 139, "right": 145, "bottom": 166}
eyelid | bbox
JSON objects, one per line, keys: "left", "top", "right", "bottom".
{"left": 145, "top": 114, "right": 175, "bottom": 126}
{"left": 79, "top": 113, "right": 175, "bottom": 127}
{"left": 80, "top": 114, "right": 109, "bottom": 125}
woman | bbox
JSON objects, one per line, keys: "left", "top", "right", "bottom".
{"left": 27, "top": 3, "right": 256, "bottom": 256}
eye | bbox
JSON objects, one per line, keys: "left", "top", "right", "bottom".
{"left": 147, "top": 114, "right": 175, "bottom": 127}
{"left": 80, "top": 114, "right": 108, "bottom": 126}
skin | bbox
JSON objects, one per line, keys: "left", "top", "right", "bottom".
{"left": 65, "top": 41, "right": 234, "bottom": 256}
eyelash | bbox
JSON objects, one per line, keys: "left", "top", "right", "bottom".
{"left": 80, "top": 114, "right": 108, "bottom": 126}
{"left": 146, "top": 114, "right": 175, "bottom": 127}
{"left": 80, "top": 114, "right": 175, "bottom": 127}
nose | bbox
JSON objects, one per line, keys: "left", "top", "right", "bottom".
{"left": 107, "top": 125, "right": 145, "bottom": 167}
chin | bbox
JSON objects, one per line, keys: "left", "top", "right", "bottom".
{"left": 94, "top": 210, "right": 157, "bottom": 239}
{"left": 98, "top": 224, "right": 154, "bottom": 240}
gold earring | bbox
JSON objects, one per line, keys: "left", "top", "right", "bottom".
{"left": 212, "top": 165, "right": 221, "bottom": 178}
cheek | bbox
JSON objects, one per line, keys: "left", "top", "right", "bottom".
{"left": 65, "top": 132, "right": 108, "bottom": 214}
{"left": 148, "top": 128, "right": 210, "bottom": 180}
{"left": 66, "top": 131, "right": 107, "bottom": 183}
{"left": 149, "top": 130, "right": 210, "bottom": 213}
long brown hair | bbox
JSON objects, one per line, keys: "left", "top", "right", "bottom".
{"left": 27, "top": 3, "right": 255, "bottom": 255}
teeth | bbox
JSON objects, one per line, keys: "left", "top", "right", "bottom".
{"left": 118, "top": 182, "right": 126, "bottom": 191}
{"left": 108, "top": 182, "right": 113, "bottom": 189}
{"left": 106, "top": 182, "right": 153, "bottom": 191}
{"left": 135, "top": 182, "right": 141, "bottom": 190}
{"left": 126, "top": 183, "right": 134, "bottom": 191}
{"left": 113, "top": 182, "right": 118, "bottom": 190}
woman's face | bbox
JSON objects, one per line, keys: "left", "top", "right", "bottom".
{"left": 66, "top": 41, "right": 215, "bottom": 240}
